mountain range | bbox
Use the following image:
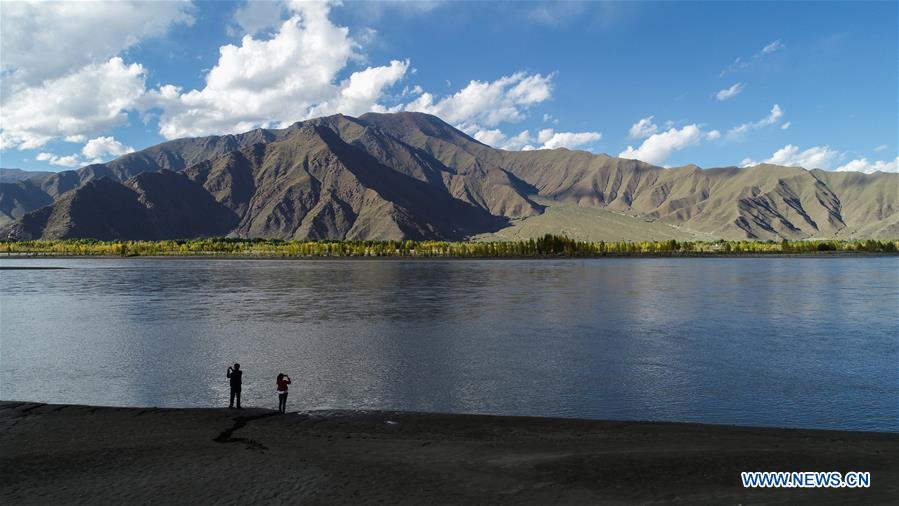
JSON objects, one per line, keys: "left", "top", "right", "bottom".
{"left": 2, "top": 112, "right": 897, "bottom": 241}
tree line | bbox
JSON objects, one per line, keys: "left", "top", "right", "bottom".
{"left": 2, "top": 236, "right": 897, "bottom": 257}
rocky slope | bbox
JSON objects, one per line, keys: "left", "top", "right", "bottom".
{"left": 3, "top": 112, "right": 897, "bottom": 240}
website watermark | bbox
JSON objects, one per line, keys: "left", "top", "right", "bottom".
{"left": 741, "top": 471, "right": 870, "bottom": 488}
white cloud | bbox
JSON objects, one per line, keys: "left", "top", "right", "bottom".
{"left": 873, "top": 144, "right": 888, "bottom": 153}
{"left": 82, "top": 136, "right": 135, "bottom": 161}
{"left": 32, "top": 135, "right": 135, "bottom": 169}
{"left": 536, "top": 129, "right": 601, "bottom": 150}
{"left": 619, "top": 124, "right": 703, "bottom": 165}
{"left": 721, "top": 39, "right": 785, "bottom": 75}
{"left": 755, "top": 144, "right": 841, "bottom": 170}
{"left": 835, "top": 157, "right": 899, "bottom": 174}
{"left": 727, "top": 104, "right": 785, "bottom": 138}
{"left": 764, "top": 105, "right": 784, "bottom": 124}
{"left": 745, "top": 145, "right": 898, "bottom": 172}
{"left": 406, "top": 85, "right": 424, "bottom": 96}
{"left": 715, "top": 82, "right": 744, "bottom": 101}
{"left": 762, "top": 39, "right": 785, "bottom": 54}
{"left": 473, "top": 129, "right": 510, "bottom": 147}
{"left": 706, "top": 130, "right": 721, "bottom": 140}
{"left": 628, "top": 116, "right": 658, "bottom": 139}
{"left": 151, "top": 2, "right": 409, "bottom": 139}
{"left": 404, "top": 72, "right": 554, "bottom": 128}
{"left": 35, "top": 152, "right": 81, "bottom": 167}
{"left": 0, "top": 0, "right": 193, "bottom": 90}
{"left": 231, "top": 0, "right": 286, "bottom": 35}
{"left": 310, "top": 59, "right": 410, "bottom": 116}
{"left": 506, "top": 130, "right": 536, "bottom": 149}
{"left": 780, "top": 121, "right": 791, "bottom": 130}
{"left": 472, "top": 127, "right": 599, "bottom": 151}
{"left": 64, "top": 135, "right": 87, "bottom": 143}
{"left": 1, "top": 58, "right": 147, "bottom": 150}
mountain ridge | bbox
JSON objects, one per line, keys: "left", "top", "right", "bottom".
{"left": 3, "top": 112, "right": 897, "bottom": 241}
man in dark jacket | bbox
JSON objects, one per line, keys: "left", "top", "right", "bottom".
{"left": 227, "top": 363, "right": 243, "bottom": 409}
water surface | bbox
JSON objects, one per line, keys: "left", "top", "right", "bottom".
{"left": 1, "top": 257, "right": 897, "bottom": 431}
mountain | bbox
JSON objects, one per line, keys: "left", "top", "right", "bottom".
{"left": 3, "top": 112, "right": 897, "bottom": 241}
{"left": 9, "top": 171, "right": 236, "bottom": 240}
{"left": 0, "top": 168, "right": 55, "bottom": 184}
{"left": 0, "top": 127, "right": 296, "bottom": 226}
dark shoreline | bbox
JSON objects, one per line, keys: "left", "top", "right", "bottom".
{"left": 2, "top": 402, "right": 897, "bottom": 504}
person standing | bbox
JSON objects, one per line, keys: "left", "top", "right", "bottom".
{"left": 276, "top": 373, "right": 291, "bottom": 414}
{"left": 227, "top": 363, "right": 243, "bottom": 409}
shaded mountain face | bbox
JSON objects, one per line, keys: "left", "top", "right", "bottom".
{"left": 0, "top": 127, "right": 295, "bottom": 226}
{"left": 3, "top": 112, "right": 897, "bottom": 241}
{"left": 7, "top": 171, "right": 237, "bottom": 240}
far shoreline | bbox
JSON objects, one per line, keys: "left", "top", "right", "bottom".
{"left": 2, "top": 251, "right": 898, "bottom": 261}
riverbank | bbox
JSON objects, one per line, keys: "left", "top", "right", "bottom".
{"left": 3, "top": 251, "right": 897, "bottom": 261}
{"left": 1, "top": 402, "right": 896, "bottom": 505}
{"left": 2, "top": 236, "right": 896, "bottom": 258}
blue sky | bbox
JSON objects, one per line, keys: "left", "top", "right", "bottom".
{"left": 1, "top": 1, "right": 896, "bottom": 173}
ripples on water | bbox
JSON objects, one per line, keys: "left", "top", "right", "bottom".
{"left": 1, "top": 257, "right": 897, "bottom": 431}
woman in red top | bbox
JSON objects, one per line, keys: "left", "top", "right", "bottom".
{"left": 276, "top": 373, "right": 292, "bottom": 414}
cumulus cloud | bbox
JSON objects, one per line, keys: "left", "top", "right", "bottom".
{"left": 33, "top": 136, "right": 135, "bottom": 169}
{"left": 150, "top": 2, "right": 409, "bottom": 138}
{"left": 706, "top": 130, "right": 721, "bottom": 140}
{"left": 82, "top": 136, "right": 135, "bottom": 161}
{"left": 472, "top": 127, "right": 600, "bottom": 151}
{"left": 743, "top": 144, "right": 841, "bottom": 170}
{"left": 35, "top": 152, "right": 81, "bottom": 168}
{"left": 309, "top": 59, "right": 410, "bottom": 117}
{"left": 472, "top": 129, "right": 511, "bottom": 147}
{"left": 628, "top": 116, "right": 658, "bottom": 139}
{"left": 873, "top": 144, "right": 888, "bottom": 153}
{"left": 766, "top": 144, "right": 839, "bottom": 169}
{"left": 835, "top": 157, "right": 899, "bottom": 174}
{"left": 231, "top": 0, "right": 286, "bottom": 35}
{"left": 1, "top": 58, "right": 147, "bottom": 150}
{"left": 745, "top": 145, "right": 897, "bottom": 173}
{"left": 619, "top": 124, "right": 703, "bottom": 165}
{"left": 715, "top": 82, "right": 744, "bottom": 101}
{"left": 150, "top": 1, "right": 553, "bottom": 140}
{"left": 0, "top": 0, "right": 193, "bottom": 90}
{"left": 404, "top": 72, "right": 554, "bottom": 128}
{"left": 780, "top": 121, "right": 791, "bottom": 130}
{"left": 536, "top": 129, "right": 602, "bottom": 150}
{"left": 0, "top": 1, "right": 191, "bottom": 151}
{"left": 2, "top": 0, "right": 583, "bottom": 160}
{"left": 727, "top": 104, "right": 785, "bottom": 139}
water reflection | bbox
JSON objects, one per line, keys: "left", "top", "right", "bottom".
{"left": 1, "top": 256, "right": 897, "bottom": 431}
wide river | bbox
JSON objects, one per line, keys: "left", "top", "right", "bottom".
{"left": 1, "top": 257, "right": 897, "bottom": 431}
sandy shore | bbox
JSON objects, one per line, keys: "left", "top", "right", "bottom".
{"left": 1, "top": 402, "right": 897, "bottom": 505}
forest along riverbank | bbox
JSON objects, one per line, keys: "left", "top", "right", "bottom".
{"left": 2, "top": 236, "right": 898, "bottom": 258}
{"left": 1, "top": 402, "right": 897, "bottom": 505}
